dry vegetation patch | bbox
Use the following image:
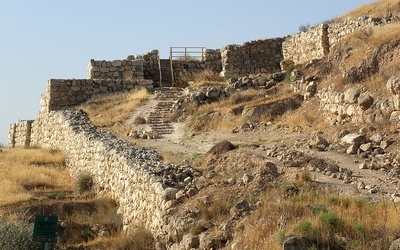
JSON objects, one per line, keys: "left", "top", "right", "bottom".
{"left": 237, "top": 184, "right": 400, "bottom": 250}
{"left": 80, "top": 88, "right": 148, "bottom": 130}
{"left": 0, "top": 148, "right": 72, "bottom": 206}
{"left": 339, "top": 0, "right": 400, "bottom": 20}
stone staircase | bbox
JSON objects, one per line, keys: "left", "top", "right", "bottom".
{"left": 147, "top": 88, "right": 182, "bottom": 136}
{"left": 159, "top": 59, "right": 173, "bottom": 87}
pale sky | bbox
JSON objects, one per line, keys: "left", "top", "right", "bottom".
{"left": 0, "top": 0, "right": 375, "bottom": 145}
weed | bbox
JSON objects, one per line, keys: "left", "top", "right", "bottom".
{"left": 294, "top": 220, "right": 312, "bottom": 235}
{"left": 133, "top": 116, "right": 146, "bottom": 124}
{"left": 278, "top": 230, "right": 286, "bottom": 245}
{"left": 300, "top": 168, "right": 313, "bottom": 182}
{"left": 318, "top": 211, "right": 341, "bottom": 227}
{"left": 0, "top": 218, "right": 41, "bottom": 249}
{"left": 77, "top": 173, "right": 94, "bottom": 193}
{"left": 299, "top": 23, "right": 311, "bottom": 32}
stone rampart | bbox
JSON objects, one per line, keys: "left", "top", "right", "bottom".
{"left": 8, "top": 120, "right": 34, "bottom": 148}
{"left": 328, "top": 15, "right": 400, "bottom": 48}
{"left": 40, "top": 78, "right": 153, "bottom": 113}
{"left": 282, "top": 24, "right": 329, "bottom": 65}
{"left": 87, "top": 58, "right": 145, "bottom": 80}
{"left": 220, "top": 38, "right": 284, "bottom": 78}
{"left": 31, "top": 109, "right": 199, "bottom": 240}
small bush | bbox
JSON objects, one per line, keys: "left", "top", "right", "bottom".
{"left": 299, "top": 23, "right": 311, "bottom": 32}
{"left": 133, "top": 116, "right": 146, "bottom": 124}
{"left": 294, "top": 220, "right": 312, "bottom": 235}
{"left": 318, "top": 211, "right": 341, "bottom": 227}
{"left": 353, "top": 27, "right": 374, "bottom": 41}
{"left": 0, "top": 218, "right": 41, "bottom": 250}
{"left": 77, "top": 173, "right": 94, "bottom": 193}
{"left": 278, "top": 230, "right": 286, "bottom": 245}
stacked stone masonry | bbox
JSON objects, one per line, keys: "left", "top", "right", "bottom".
{"left": 87, "top": 58, "right": 145, "bottom": 80}
{"left": 31, "top": 109, "right": 199, "bottom": 239}
{"left": 8, "top": 120, "right": 34, "bottom": 148}
{"left": 282, "top": 24, "right": 329, "bottom": 65}
{"left": 221, "top": 38, "right": 284, "bottom": 78}
{"left": 40, "top": 78, "right": 153, "bottom": 113}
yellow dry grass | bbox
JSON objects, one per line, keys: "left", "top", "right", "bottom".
{"left": 0, "top": 148, "right": 72, "bottom": 206}
{"left": 178, "top": 69, "right": 227, "bottom": 88}
{"left": 80, "top": 88, "right": 148, "bottom": 129}
{"left": 338, "top": 0, "right": 400, "bottom": 20}
{"left": 281, "top": 98, "right": 329, "bottom": 132}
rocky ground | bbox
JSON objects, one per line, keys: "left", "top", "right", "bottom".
{"left": 128, "top": 89, "right": 400, "bottom": 204}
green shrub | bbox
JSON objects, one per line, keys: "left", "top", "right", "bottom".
{"left": 77, "top": 173, "right": 94, "bottom": 193}
{"left": 0, "top": 218, "right": 41, "bottom": 250}
{"left": 278, "top": 230, "right": 286, "bottom": 245}
{"left": 294, "top": 220, "right": 312, "bottom": 236}
{"left": 318, "top": 211, "right": 341, "bottom": 227}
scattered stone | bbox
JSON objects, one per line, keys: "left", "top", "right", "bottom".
{"left": 359, "top": 163, "right": 368, "bottom": 169}
{"left": 283, "top": 236, "right": 314, "bottom": 250}
{"left": 346, "top": 145, "right": 358, "bottom": 155}
{"left": 359, "top": 143, "right": 373, "bottom": 152}
{"left": 182, "top": 234, "right": 200, "bottom": 249}
{"left": 357, "top": 93, "right": 374, "bottom": 110}
{"left": 242, "top": 173, "right": 253, "bottom": 185}
{"left": 341, "top": 133, "right": 366, "bottom": 147}
{"left": 164, "top": 188, "right": 178, "bottom": 201}
{"left": 389, "top": 238, "right": 400, "bottom": 250}
{"left": 380, "top": 140, "right": 392, "bottom": 149}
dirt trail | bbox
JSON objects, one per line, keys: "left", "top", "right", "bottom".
{"left": 128, "top": 92, "right": 400, "bottom": 202}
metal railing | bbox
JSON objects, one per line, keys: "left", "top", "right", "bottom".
{"left": 169, "top": 47, "right": 206, "bottom": 62}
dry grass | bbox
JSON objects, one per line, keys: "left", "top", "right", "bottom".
{"left": 189, "top": 85, "right": 300, "bottom": 132}
{"left": 83, "top": 227, "right": 155, "bottom": 250}
{"left": 281, "top": 98, "right": 328, "bottom": 132}
{"left": 80, "top": 88, "right": 148, "bottom": 129}
{"left": 338, "top": 0, "right": 400, "bottom": 20}
{"left": 237, "top": 184, "right": 400, "bottom": 250}
{"left": 0, "top": 148, "right": 72, "bottom": 206}
{"left": 178, "top": 69, "right": 227, "bottom": 88}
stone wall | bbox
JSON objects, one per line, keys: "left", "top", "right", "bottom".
{"left": 220, "top": 38, "right": 284, "bottom": 78}
{"left": 8, "top": 120, "right": 34, "bottom": 148}
{"left": 328, "top": 15, "right": 400, "bottom": 48}
{"left": 87, "top": 58, "right": 145, "bottom": 80}
{"left": 282, "top": 24, "right": 329, "bottom": 65}
{"left": 317, "top": 75, "right": 400, "bottom": 126}
{"left": 40, "top": 78, "right": 153, "bottom": 113}
{"left": 31, "top": 109, "right": 199, "bottom": 240}
{"left": 172, "top": 49, "right": 222, "bottom": 82}
{"left": 283, "top": 15, "right": 400, "bottom": 66}
{"left": 88, "top": 50, "right": 161, "bottom": 85}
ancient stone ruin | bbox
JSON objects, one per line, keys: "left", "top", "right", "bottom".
{"left": 8, "top": 14, "right": 400, "bottom": 243}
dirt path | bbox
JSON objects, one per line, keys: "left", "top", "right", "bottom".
{"left": 127, "top": 93, "right": 400, "bottom": 202}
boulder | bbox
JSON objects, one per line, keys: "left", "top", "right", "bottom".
{"left": 341, "top": 133, "right": 367, "bottom": 147}
{"left": 357, "top": 93, "right": 374, "bottom": 110}
{"left": 163, "top": 187, "right": 178, "bottom": 201}
{"left": 387, "top": 75, "right": 400, "bottom": 95}
{"left": 182, "top": 234, "right": 200, "bottom": 250}
{"left": 283, "top": 236, "right": 314, "bottom": 250}
{"left": 343, "top": 88, "right": 361, "bottom": 104}
{"left": 359, "top": 143, "right": 373, "bottom": 152}
{"left": 206, "top": 87, "right": 221, "bottom": 100}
